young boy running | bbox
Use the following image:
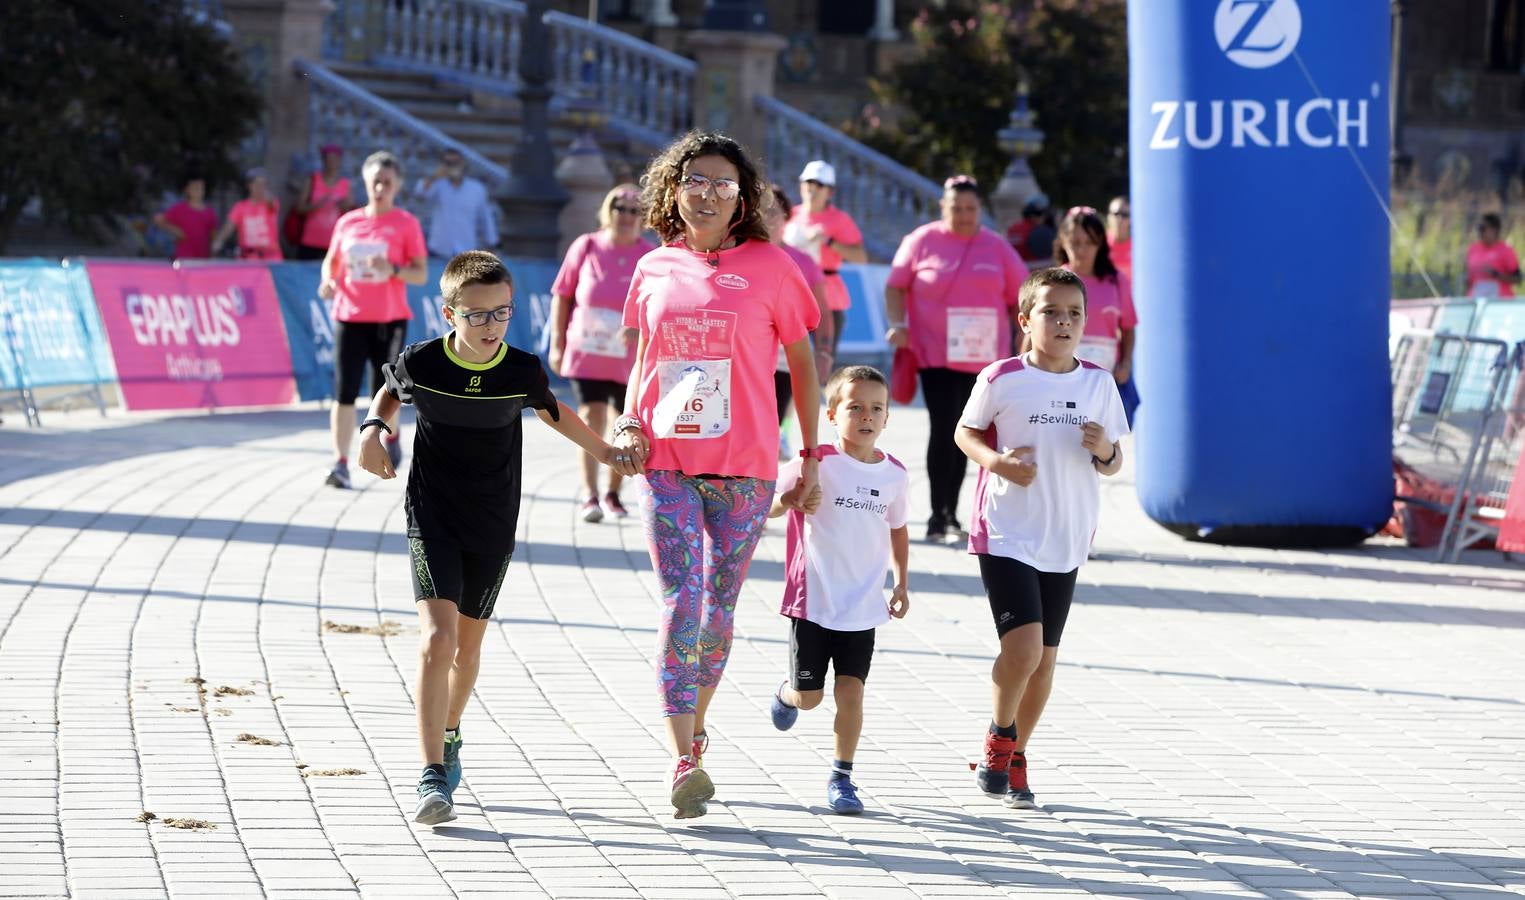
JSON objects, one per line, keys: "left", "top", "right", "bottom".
{"left": 356, "top": 250, "right": 638, "bottom": 825}
{"left": 768, "top": 365, "right": 911, "bottom": 815}
{"left": 954, "top": 267, "right": 1127, "bottom": 809}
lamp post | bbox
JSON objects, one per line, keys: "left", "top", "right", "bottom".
{"left": 990, "top": 78, "right": 1046, "bottom": 231}
{"left": 497, "top": 0, "right": 569, "bottom": 258}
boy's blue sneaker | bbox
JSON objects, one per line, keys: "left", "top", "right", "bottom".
{"left": 414, "top": 766, "right": 455, "bottom": 825}
{"left": 769, "top": 682, "right": 798, "bottom": 731}
{"left": 826, "top": 776, "right": 864, "bottom": 815}
{"left": 443, "top": 730, "right": 463, "bottom": 792}
{"left": 324, "top": 460, "right": 351, "bottom": 490}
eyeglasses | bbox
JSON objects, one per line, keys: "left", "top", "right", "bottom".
{"left": 452, "top": 305, "right": 513, "bottom": 327}
{"left": 612, "top": 204, "right": 641, "bottom": 215}
{"left": 680, "top": 174, "right": 740, "bottom": 201}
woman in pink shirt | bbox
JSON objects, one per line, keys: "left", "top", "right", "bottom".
{"left": 885, "top": 175, "right": 1029, "bottom": 544}
{"left": 1106, "top": 195, "right": 1132, "bottom": 284}
{"left": 1054, "top": 207, "right": 1136, "bottom": 383}
{"left": 784, "top": 160, "right": 867, "bottom": 354}
{"left": 550, "top": 183, "right": 656, "bottom": 522}
{"left": 317, "top": 151, "right": 429, "bottom": 490}
{"left": 154, "top": 177, "right": 218, "bottom": 261}
{"left": 613, "top": 132, "right": 822, "bottom": 819}
{"left": 213, "top": 168, "right": 283, "bottom": 261}
{"left": 767, "top": 183, "right": 834, "bottom": 440}
{"left": 296, "top": 144, "right": 354, "bottom": 260}
{"left": 1466, "top": 213, "right": 1522, "bottom": 298}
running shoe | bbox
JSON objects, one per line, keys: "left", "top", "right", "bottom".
{"left": 925, "top": 516, "right": 947, "bottom": 544}
{"left": 414, "top": 766, "right": 455, "bottom": 825}
{"left": 826, "top": 775, "right": 864, "bottom": 815}
{"left": 443, "top": 729, "right": 463, "bottom": 792}
{"left": 691, "top": 731, "right": 708, "bottom": 768}
{"left": 770, "top": 682, "right": 798, "bottom": 731}
{"left": 670, "top": 756, "right": 714, "bottom": 818}
{"left": 973, "top": 730, "right": 1017, "bottom": 796}
{"left": 385, "top": 436, "right": 403, "bottom": 471}
{"left": 580, "top": 495, "right": 604, "bottom": 523}
{"left": 602, "top": 492, "right": 629, "bottom": 519}
{"left": 324, "top": 460, "right": 351, "bottom": 490}
{"left": 1004, "top": 750, "right": 1038, "bottom": 809}
{"left": 944, "top": 520, "right": 968, "bottom": 546}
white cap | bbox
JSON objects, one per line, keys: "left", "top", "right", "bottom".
{"left": 799, "top": 160, "right": 836, "bottom": 187}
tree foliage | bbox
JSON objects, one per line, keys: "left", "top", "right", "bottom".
{"left": 846, "top": 0, "right": 1129, "bottom": 212}
{"left": 0, "top": 0, "right": 263, "bottom": 251}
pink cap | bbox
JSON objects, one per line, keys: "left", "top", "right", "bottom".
{"left": 319, "top": 143, "right": 342, "bottom": 156}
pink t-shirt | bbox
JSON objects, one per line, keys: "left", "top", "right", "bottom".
{"left": 1110, "top": 237, "right": 1132, "bottom": 284}
{"left": 228, "top": 199, "right": 283, "bottom": 261}
{"left": 623, "top": 240, "right": 820, "bottom": 479}
{"left": 887, "top": 223, "right": 1029, "bottom": 373}
{"left": 551, "top": 231, "right": 655, "bottom": 382}
{"left": 328, "top": 207, "right": 425, "bottom": 323}
{"left": 301, "top": 173, "right": 352, "bottom": 250}
{"left": 778, "top": 244, "right": 825, "bottom": 372}
{"left": 784, "top": 205, "right": 863, "bottom": 311}
{"left": 162, "top": 202, "right": 218, "bottom": 260}
{"left": 1063, "top": 267, "right": 1137, "bottom": 372}
{"left": 1467, "top": 240, "right": 1520, "bottom": 298}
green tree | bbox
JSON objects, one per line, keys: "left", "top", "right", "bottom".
{"left": 0, "top": 1, "right": 263, "bottom": 252}
{"left": 847, "top": 1, "right": 1129, "bottom": 213}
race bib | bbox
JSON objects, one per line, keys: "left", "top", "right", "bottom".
{"left": 947, "top": 307, "right": 999, "bottom": 364}
{"left": 577, "top": 307, "right": 626, "bottom": 358}
{"left": 1075, "top": 336, "right": 1118, "bottom": 371}
{"left": 241, "top": 213, "right": 272, "bottom": 250}
{"left": 652, "top": 359, "right": 731, "bottom": 438}
{"left": 346, "top": 239, "right": 390, "bottom": 283}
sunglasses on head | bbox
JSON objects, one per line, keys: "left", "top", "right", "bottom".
{"left": 681, "top": 173, "right": 740, "bottom": 201}
{"left": 452, "top": 305, "right": 513, "bottom": 327}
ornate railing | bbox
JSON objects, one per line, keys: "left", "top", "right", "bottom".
{"left": 544, "top": 11, "right": 694, "bottom": 146}
{"left": 377, "top": 0, "right": 526, "bottom": 91}
{"left": 756, "top": 95, "right": 947, "bottom": 261}
{"left": 299, "top": 58, "right": 509, "bottom": 188}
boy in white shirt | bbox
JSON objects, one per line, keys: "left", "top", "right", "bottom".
{"left": 954, "top": 267, "right": 1127, "bottom": 810}
{"left": 769, "top": 365, "right": 911, "bottom": 815}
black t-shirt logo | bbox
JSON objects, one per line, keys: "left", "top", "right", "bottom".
{"left": 466, "top": 375, "right": 482, "bottom": 394}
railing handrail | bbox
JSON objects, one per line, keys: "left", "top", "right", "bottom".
{"left": 754, "top": 95, "right": 944, "bottom": 199}
{"left": 542, "top": 10, "right": 697, "bottom": 75}
{"left": 296, "top": 57, "right": 509, "bottom": 185}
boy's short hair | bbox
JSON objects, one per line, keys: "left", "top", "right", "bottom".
{"left": 824, "top": 364, "right": 888, "bottom": 408}
{"left": 440, "top": 250, "right": 513, "bottom": 307}
{"left": 1018, "top": 267, "right": 1088, "bottom": 318}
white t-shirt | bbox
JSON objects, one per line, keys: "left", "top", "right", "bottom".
{"left": 960, "top": 355, "right": 1129, "bottom": 573}
{"left": 778, "top": 445, "right": 910, "bottom": 632}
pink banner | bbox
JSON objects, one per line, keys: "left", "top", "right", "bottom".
{"left": 86, "top": 261, "right": 296, "bottom": 410}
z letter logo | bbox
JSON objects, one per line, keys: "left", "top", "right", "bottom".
{"left": 1214, "top": 0, "right": 1301, "bottom": 70}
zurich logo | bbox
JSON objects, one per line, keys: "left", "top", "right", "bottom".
{"left": 1214, "top": 0, "right": 1301, "bottom": 69}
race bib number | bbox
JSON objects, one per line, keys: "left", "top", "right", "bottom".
{"left": 652, "top": 359, "right": 731, "bottom": 438}
{"left": 345, "top": 239, "right": 390, "bottom": 283}
{"left": 947, "top": 307, "right": 999, "bottom": 364}
{"left": 577, "top": 307, "right": 626, "bottom": 358}
{"left": 1075, "top": 336, "right": 1118, "bottom": 371}
{"left": 241, "top": 213, "right": 272, "bottom": 250}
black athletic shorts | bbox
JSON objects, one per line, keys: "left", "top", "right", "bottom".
{"left": 774, "top": 370, "right": 793, "bottom": 424}
{"left": 408, "top": 537, "right": 512, "bottom": 620}
{"left": 569, "top": 377, "right": 625, "bottom": 410}
{"left": 977, "top": 553, "right": 1078, "bottom": 646}
{"left": 788, "top": 617, "right": 875, "bottom": 692}
{"left": 334, "top": 319, "right": 409, "bottom": 405}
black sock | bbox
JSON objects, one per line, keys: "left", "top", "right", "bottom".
{"left": 991, "top": 721, "right": 1017, "bottom": 740}
{"left": 831, "top": 759, "right": 853, "bottom": 779}
{"left": 424, "top": 763, "right": 447, "bottom": 778}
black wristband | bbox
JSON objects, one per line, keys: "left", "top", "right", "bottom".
{"left": 1093, "top": 446, "right": 1117, "bottom": 467}
{"left": 361, "top": 417, "right": 392, "bottom": 436}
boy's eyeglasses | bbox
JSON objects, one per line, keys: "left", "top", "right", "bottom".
{"left": 680, "top": 174, "right": 740, "bottom": 201}
{"left": 453, "top": 305, "right": 513, "bottom": 327}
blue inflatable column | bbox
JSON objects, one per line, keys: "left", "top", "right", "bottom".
{"left": 1129, "top": 0, "right": 1393, "bottom": 545}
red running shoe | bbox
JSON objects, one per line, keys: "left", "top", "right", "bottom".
{"left": 602, "top": 492, "right": 629, "bottom": 518}
{"left": 972, "top": 731, "right": 1017, "bottom": 796}
{"left": 1005, "top": 750, "right": 1037, "bottom": 809}
{"left": 671, "top": 756, "right": 714, "bottom": 819}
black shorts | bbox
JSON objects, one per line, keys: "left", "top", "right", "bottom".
{"left": 977, "top": 554, "right": 1078, "bottom": 646}
{"left": 569, "top": 377, "right": 625, "bottom": 410}
{"left": 409, "top": 537, "right": 512, "bottom": 620}
{"left": 295, "top": 244, "right": 327, "bottom": 261}
{"left": 788, "top": 617, "right": 875, "bottom": 692}
{"left": 334, "top": 319, "right": 409, "bottom": 405}
{"left": 774, "top": 370, "right": 792, "bottom": 424}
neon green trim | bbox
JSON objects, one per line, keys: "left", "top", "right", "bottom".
{"left": 443, "top": 334, "right": 507, "bottom": 371}
{"left": 414, "top": 383, "right": 528, "bottom": 401}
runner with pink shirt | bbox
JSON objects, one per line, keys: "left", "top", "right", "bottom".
{"left": 1466, "top": 213, "right": 1522, "bottom": 298}
{"left": 611, "top": 131, "right": 822, "bottom": 819}
{"left": 885, "top": 175, "right": 1029, "bottom": 544}
{"left": 550, "top": 183, "right": 656, "bottom": 522}
{"left": 213, "top": 169, "right": 283, "bottom": 261}
{"left": 154, "top": 177, "right": 218, "bottom": 261}
{"left": 767, "top": 184, "right": 834, "bottom": 449}
{"left": 1106, "top": 195, "right": 1132, "bottom": 283}
{"left": 296, "top": 144, "right": 353, "bottom": 260}
{"left": 784, "top": 160, "right": 866, "bottom": 355}
{"left": 1052, "top": 206, "right": 1139, "bottom": 426}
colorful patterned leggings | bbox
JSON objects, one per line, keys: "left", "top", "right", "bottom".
{"left": 642, "top": 470, "right": 775, "bottom": 717}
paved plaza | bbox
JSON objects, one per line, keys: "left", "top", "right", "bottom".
{"left": 2, "top": 403, "right": 1523, "bottom": 899}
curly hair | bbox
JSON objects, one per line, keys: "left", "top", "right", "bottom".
{"left": 639, "top": 131, "right": 770, "bottom": 245}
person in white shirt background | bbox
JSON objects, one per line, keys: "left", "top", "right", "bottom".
{"left": 418, "top": 148, "right": 499, "bottom": 258}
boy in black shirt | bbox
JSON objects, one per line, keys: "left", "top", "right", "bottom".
{"left": 357, "top": 251, "right": 639, "bottom": 825}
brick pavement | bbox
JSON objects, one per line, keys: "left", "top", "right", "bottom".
{"left": 1, "top": 405, "right": 1523, "bottom": 899}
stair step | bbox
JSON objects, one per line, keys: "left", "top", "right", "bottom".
{"left": 325, "top": 62, "right": 436, "bottom": 85}
{"left": 360, "top": 81, "right": 473, "bottom": 103}
{"left": 398, "top": 105, "right": 521, "bottom": 127}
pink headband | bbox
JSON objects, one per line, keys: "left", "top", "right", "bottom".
{"left": 1066, "top": 205, "right": 1098, "bottom": 219}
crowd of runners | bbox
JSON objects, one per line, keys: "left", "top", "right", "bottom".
{"left": 317, "top": 131, "right": 1133, "bottom": 825}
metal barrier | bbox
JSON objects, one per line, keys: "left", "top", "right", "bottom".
{"left": 1439, "top": 343, "right": 1525, "bottom": 561}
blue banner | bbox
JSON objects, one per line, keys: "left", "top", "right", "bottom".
{"left": 0, "top": 259, "right": 115, "bottom": 389}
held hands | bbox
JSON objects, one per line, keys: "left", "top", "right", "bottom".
{"left": 600, "top": 442, "right": 642, "bottom": 477}
{"left": 1080, "top": 422, "right": 1112, "bottom": 458}
{"left": 357, "top": 429, "right": 395, "bottom": 480}
{"left": 779, "top": 481, "right": 823, "bottom": 514}
{"left": 611, "top": 426, "right": 650, "bottom": 475}
{"left": 885, "top": 326, "right": 909, "bottom": 349}
{"left": 791, "top": 458, "right": 821, "bottom": 511}
{"left": 991, "top": 446, "right": 1037, "bottom": 487}
{"left": 888, "top": 583, "right": 910, "bottom": 619}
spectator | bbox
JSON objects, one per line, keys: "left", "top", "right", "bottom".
{"left": 784, "top": 160, "right": 866, "bottom": 355}
{"left": 296, "top": 144, "right": 354, "bottom": 261}
{"left": 418, "top": 148, "right": 498, "bottom": 258}
{"left": 214, "top": 168, "right": 283, "bottom": 261}
{"left": 1006, "top": 192, "right": 1055, "bottom": 266}
{"left": 1107, "top": 195, "right": 1132, "bottom": 283}
{"left": 1467, "top": 212, "right": 1521, "bottom": 298}
{"left": 154, "top": 177, "right": 218, "bottom": 261}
